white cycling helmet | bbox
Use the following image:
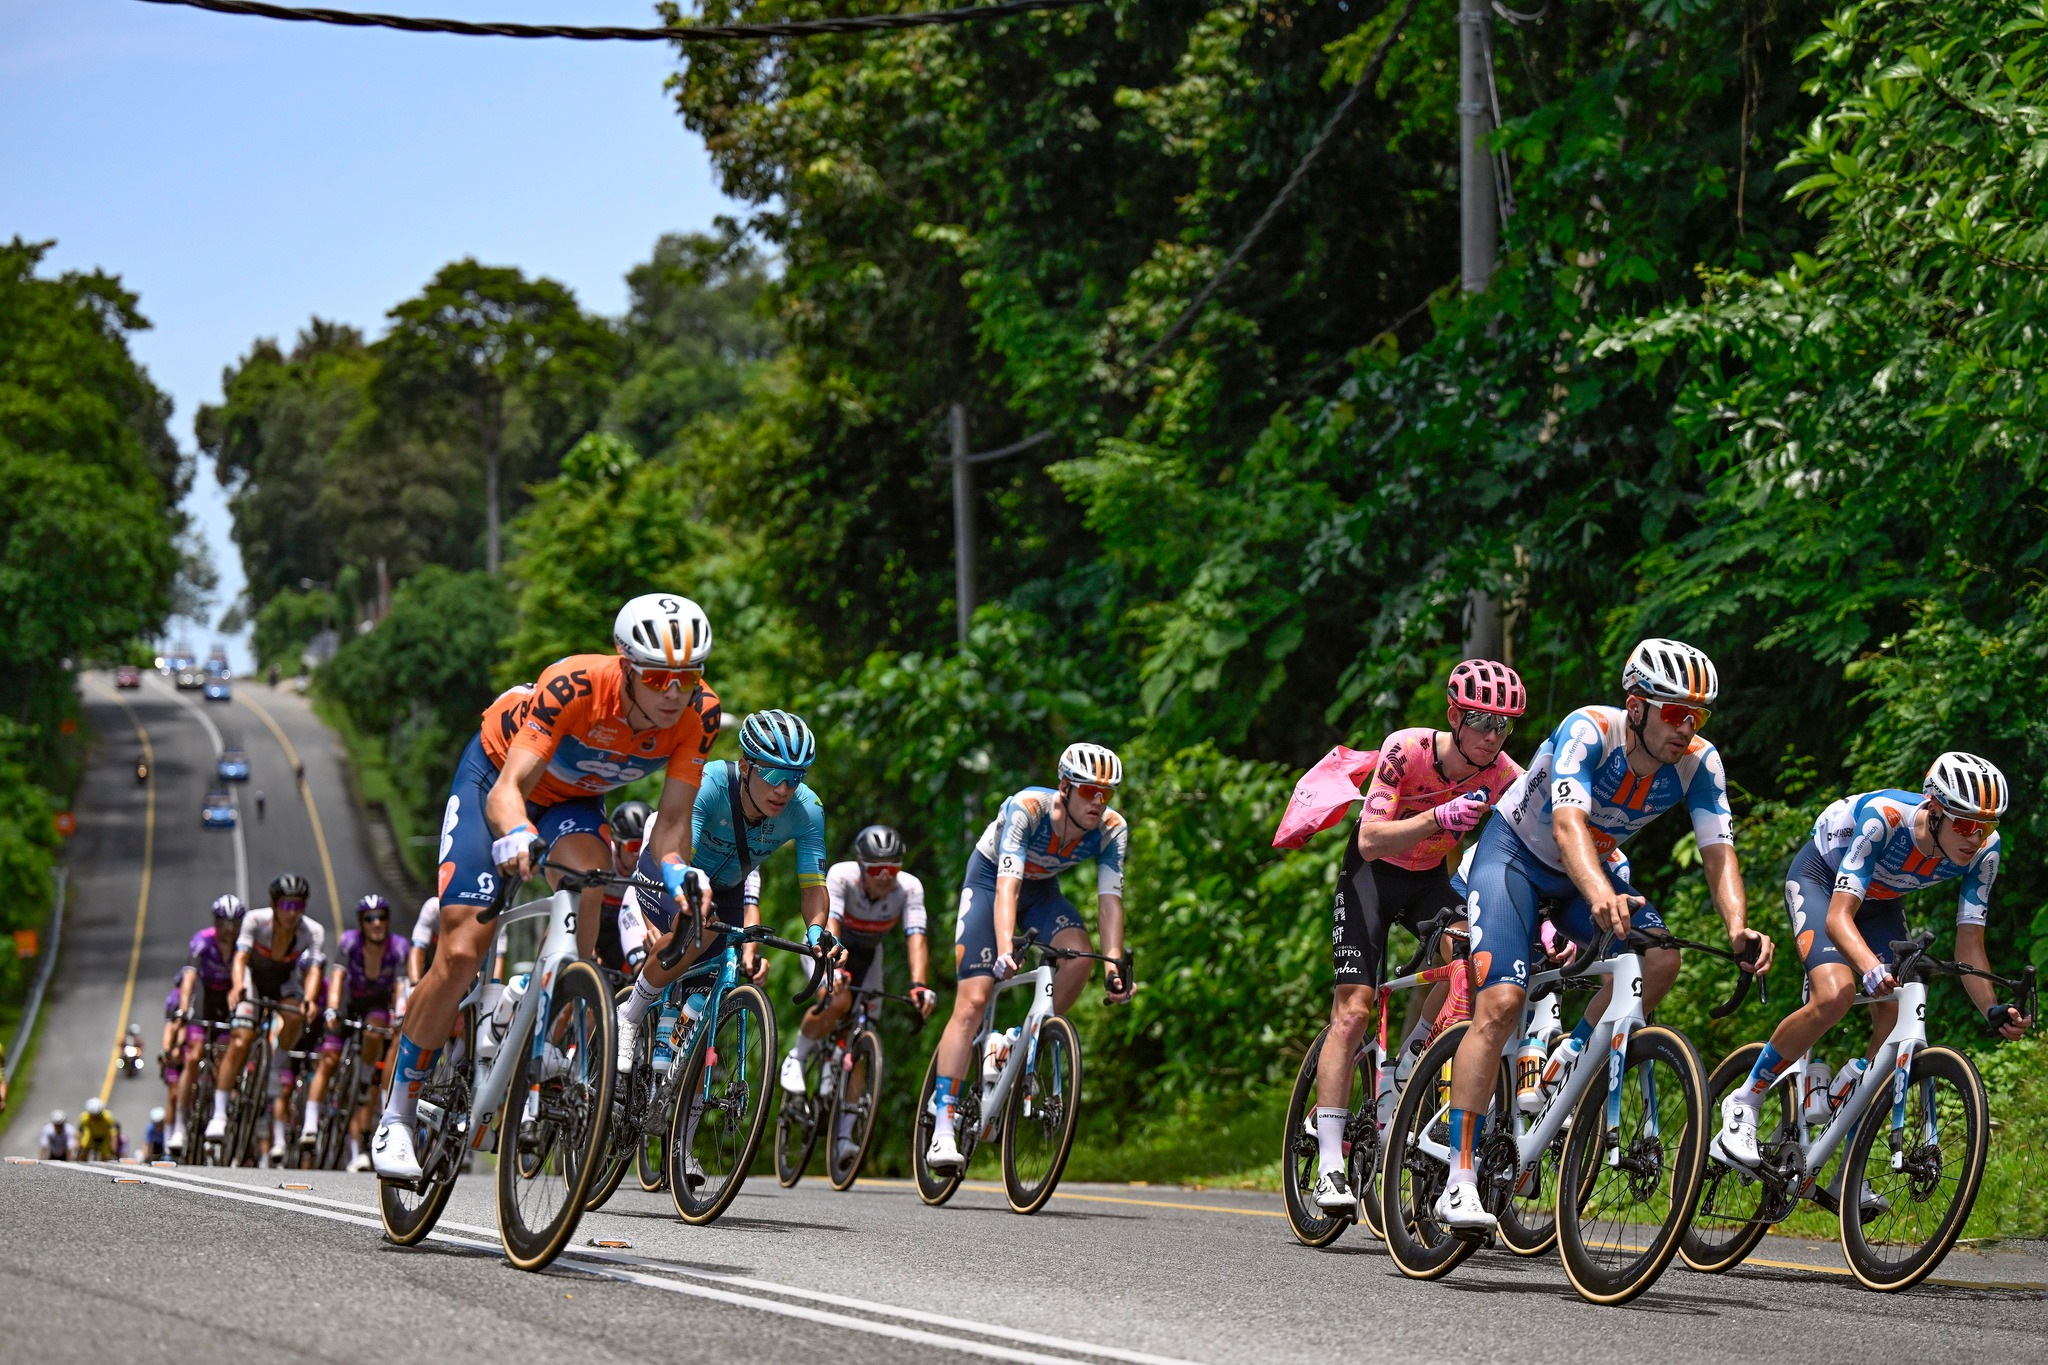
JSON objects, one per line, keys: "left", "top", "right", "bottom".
{"left": 150, "top": 1107, "right": 166, "bottom": 1124}
{"left": 51, "top": 1109, "right": 65, "bottom": 1125}
{"left": 1621, "top": 637, "right": 1719, "bottom": 706}
{"left": 613, "top": 593, "right": 713, "bottom": 671}
{"left": 1058, "top": 742, "right": 1123, "bottom": 787}
{"left": 85, "top": 1097, "right": 103, "bottom": 1115}
{"left": 1924, "top": 751, "right": 2009, "bottom": 820}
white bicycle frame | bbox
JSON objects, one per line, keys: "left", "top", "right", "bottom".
{"left": 449, "top": 886, "right": 582, "bottom": 1151}
{"left": 963, "top": 964, "right": 1059, "bottom": 1143}
{"left": 1410, "top": 950, "right": 1652, "bottom": 1176}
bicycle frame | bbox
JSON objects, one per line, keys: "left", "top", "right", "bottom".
{"left": 655, "top": 929, "right": 756, "bottom": 1111}
{"left": 453, "top": 885, "right": 581, "bottom": 1149}
{"left": 966, "top": 964, "right": 1059, "bottom": 1142}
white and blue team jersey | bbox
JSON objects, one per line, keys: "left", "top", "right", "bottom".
{"left": 970, "top": 787, "right": 1128, "bottom": 895}
{"left": 1811, "top": 789, "right": 1998, "bottom": 925}
{"left": 1496, "top": 705, "right": 1733, "bottom": 871}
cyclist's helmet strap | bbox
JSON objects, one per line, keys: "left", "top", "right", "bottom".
{"left": 609, "top": 799, "right": 652, "bottom": 843}
{"left": 738, "top": 709, "right": 816, "bottom": 769}
{"left": 1620, "top": 637, "right": 1719, "bottom": 706}
{"left": 854, "top": 824, "right": 905, "bottom": 863}
{"left": 268, "top": 872, "right": 311, "bottom": 902}
{"left": 613, "top": 593, "right": 714, "bottom": 670}
{"left": 1057, "top": 742, "right": 1123, "bottom": 787}
{"left": 1447, "top": 659, "right": 1527, "bottom": 717}
{"left": 1923, "top": 751, "right": 2009, "bottom": 820}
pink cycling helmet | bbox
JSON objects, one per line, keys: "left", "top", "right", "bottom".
{"left": 1448, "top": 659, "right": 1527, "bottom": 717}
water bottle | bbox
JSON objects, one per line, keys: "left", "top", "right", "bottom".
{"left": 1393, "top": 1031, "right": 1427, "bottom": 1085}
{"left": 652, "top": 997, "right": 681, "bottom": 1069}
{"left": 491, "top": 973, "right": 529, "bottom": 1037}
{"left": 1826, "top": 1058, "right": 1869, "bottom": 1114}
{"left": 1515, "top": 1033, "right": 1548, "bottom": 1114}
{"left": 677, "top": 993, "right": 705, "bottom": 1053}
{"left": 1539, "top": 1035, "right": 1584, "bottom": 1103}
{"left": 1375, "top": 1055, "right": 1399, "bottom": 1128}
{"left": 475, "top": 982, "right": 505, "bottom": 1060}
{"left": 1801, "top": 1059, "right": 1835, "bottom": 1124}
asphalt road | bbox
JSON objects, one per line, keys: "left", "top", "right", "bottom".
{"left": 2, "top": 676, "right": 2042, "bottom": 1361}
{"left": 2, "top": 670, "right": 400, "bottom": 1156}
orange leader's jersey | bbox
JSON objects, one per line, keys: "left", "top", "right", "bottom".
{"left": 480, "top": 654, "right": 721, "bottom": 807}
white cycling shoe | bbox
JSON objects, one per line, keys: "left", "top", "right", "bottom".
{"left": 1312, "top": 1169, "right": 1355, "bottom": 1212}
{"left": 1857, "top": 1185, "right": 1890, "bottom": 1219}
{"left": 166, "top": 1124, "right": 186, "bottom": 1155}
{"left": 347, "top": 1151, "right": 373, "bottom": 1173}
{"left": 203, "top": 1112, "right": 227, "bottom": 1141}
{"left": 924, "top": 1129, "right": 965, "bottom": 1171}
{"left": 615, "top": 1011, "right": 639, "bottom": 1073}
{"left": 1433, "top": 1179, "right": 1497, "bottom": 1234}
{"left": 371, "top": 1119, "right": 422, "bottom": 1180}
{"left": 1713, "top": 1095, "right": 1762, "bottom": 1169}
{"left": 535, "top": 1043, "right": 573, "bottom": 1083}
{"left": 779, "top": 1051, "right": 808, "bottom": 1093}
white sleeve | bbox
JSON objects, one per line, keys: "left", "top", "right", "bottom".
{"left": 900, "top": 872, "right": 927, "bottom": 936}
{"left": 743, "top": 868, "right": 761, "bottom": 907}
{"left": 236, "top": 913, "right": 260, "bottom": 955}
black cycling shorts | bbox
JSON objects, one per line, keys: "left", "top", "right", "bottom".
{"left": 1332, "top": 844, "right": 1462, "bottom": 987}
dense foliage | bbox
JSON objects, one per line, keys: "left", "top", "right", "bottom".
{"left": 219, "top": 0, "right": 2048, "bottom": 1199}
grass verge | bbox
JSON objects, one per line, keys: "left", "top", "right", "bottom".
{"left": 310, "top": 694, "right": 436, "bottom": 889}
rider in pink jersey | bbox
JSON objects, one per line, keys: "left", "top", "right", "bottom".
{"left": 1310, "top": 660, "right": 1527, "bottom": 1211}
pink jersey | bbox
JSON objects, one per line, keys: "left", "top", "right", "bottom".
{"left": 1358, "top": 727, "right": 1524, "bottom": 871}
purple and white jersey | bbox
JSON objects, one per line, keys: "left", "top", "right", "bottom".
{"left": 336, "top": 927, "right": 411, "bottom": 1000}
{"left": 185, "top": 926, "right": 235, "bottom": 991}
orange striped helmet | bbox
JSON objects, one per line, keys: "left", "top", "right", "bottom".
{"left": 1621, "top": 638, "right": 1718, "bottom": 707}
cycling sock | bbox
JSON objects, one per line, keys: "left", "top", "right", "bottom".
{"left": 793, "top": 1031, "right": 821, "bottom": 1061}
{"left": 1446, "top": 1107, "right": 1482, "bottom": 1183}
{"left": 212, "top": 1089, "right": 229, "bottom": 1121}
{"left": 1314, "top": 1106, "right": 1348, "bottom": 1176}
{"left": 621, "top": 975, "right": 663, "bottom": 1026}
{"left": 381, "top": 1035, "right": 438, "bottom": 1125}
{"left": 932, "top": 1076, "right": 957, "bottom": 1140}
{"left": 1568, "top": 1016, "right": 1595, "bottom": 1049}
{"left": 271, "top": 1119, "right": 286, "bottom": 1152}
{"left": 1731, "top": 1042, "right": 1791, "bottom": 1110}
{"left": 347, "top": 1134, "right": 363, "bottom": 1163}
{"left": 302, "top": 1100, "right": 321, "bottom": 1133}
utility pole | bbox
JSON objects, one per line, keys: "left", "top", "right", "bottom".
{"left": 1460, "top": 0, "right": 1504, "bottom": 661}
{"left": 950, "top": 404, "right": 975, "bottom": 646}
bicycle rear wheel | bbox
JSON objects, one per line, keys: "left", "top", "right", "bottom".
{"left": 1839, "top": 1045, "right": 1988, "bottom": 1292}
{"left": 910, "top": 1046, "right": 979, "bottom": 1206}
{"left": 827, "top": 1029, "right": 884, "bottom": 1191}
{"left": 1002, "top": 1015, "right": 1082, "bottom": 1214}
{"left": 496, "top": 959, "right": 615, "bottom": 1270}
{"left": 379, "top": 1028, "right": 467, "bottom": 1246}
{"left": 775, "top": 1043, "right": 828, "bottom": 1187}
{"left": 585, "top": 984, "right": 648, "bottom": 1212}
{"left": 1378, "top": 1021, "right": 1482, "bottom": 1281}
{"left": 1682, "top": 1042, "right": 1792, "bottom": 1274}
{"left": 669, "top": 983, "right": 775, "bottom": 1225}
{"left": 1556, "top": 1024, "right": 1706, "bottom": 1306}
{"left": 1491, "top": 1054, "right": 1562, "bottom": 1257}
{"left": 1282, "top": 1027, "right": 1351, "bottom": 1247}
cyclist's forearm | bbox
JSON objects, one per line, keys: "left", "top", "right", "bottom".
{"left": 1551, "top": 808, "right": 1613, "bottom": 905}
{"left": 1354, "top": 810, "right": 1442, "bottom": 860}
{"left": 993, "top": 878, "right": 1022, "bottom": 953}
{"left": 799, "top": 883, "right": 829, "bottom": 931}
{"left": 1701, "top": 843, "right": 1749, "bottom": 936}
{"left": 1096, "top": 894, "right": 1125, "bottom": 962}
{"left": 1825, "top": 894, "right": 1879, "bottom": 976}
{"left": 907, "top": 932, "right": 930, "bottom": 984}
{"left": 649, "top": 777, "right": 696, "bottom": 868}
{"left": 484, "top": 749, "right": 547, "bottom": 842}
{"left": 1955, "top": 924, "right": 1999, "bottom": 1013}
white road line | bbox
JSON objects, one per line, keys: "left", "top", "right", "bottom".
{"left": 147, "top": 673, "right": 250, "bottom": 907}
{"left": 38, "top": 1164, "right": 1207, "bottom": 1365}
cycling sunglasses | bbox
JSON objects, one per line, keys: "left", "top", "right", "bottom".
{"left": 275, "top": 898, "right": 307, "bottom": 915}
{"left": 861, "top": 862, "right": 902, "bottom": 878}
{"left": 1459, "top": 711, "right": 1514, "bottom": 737}
{"left": 1943, "top": 811, "right": 1998, "bottom": 839}
{"left": 359, "top": 911, "right": 390, "bottom": 924}
{"left": 751, "top": 763, "right": 808, "bottom": 789}
{"left": 614, "top": 837, "right": 644, "bottom": 863}
{"left": 1655, "top": 701, "right": 1710, "bottom": 730}
{"left": 1069, "top": 781, "right": 1117, "bottom": 804}
{"left": 632, "top": 663, "right": 702, "bottom": 692}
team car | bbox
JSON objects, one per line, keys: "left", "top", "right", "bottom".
{"left": 217, "top": 745, "right": 250, "bottom": 782}
{"left": 203, "top": 677, "right": 232, "bottom": 702}
{"left": 201, "top": 789, "right": 238, "bottom": 829}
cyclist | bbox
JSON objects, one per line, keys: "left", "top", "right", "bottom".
{"left": 204, "top": 873, "right": 326, "bottom": 1160}
{"left": 38, "top": 1109, "right": 71, "bottom": 1161}
{"left": 1435, "top": 638, "right": 1773, "bottom": 1231}
{"left": 616, "top": 709, "right": 840, "bottom": 1068}
{"left": 77, "top": 1097, "right": 117, "bottom": 1161}
{"left": 145, "top": 1105, "right": 169, "bottom": 1161}
{"left": 780, "top": 824, "right": 938, "bottom": 1164}
{"left": 407, "top": 895, "right": 438, "bottom": 985}
{"left": 1309, "top": 660, "right": 1527, "bottom": 1212}
{"left": 595, "top": 799, "right": 654, "bottom": 976}
{"left": 168, "top": 893, "right": 243, "bottom": 1155}
{"left": 375, "top": 594, "right": 722, "bottom": 1179}
{"left": 1717, "top": 753, "right": 2032, "bottom": 1168}
{"left": 304, "top": 894, "right": 410, "bottom": 1168}
{"left": 925, "top": 743, "right": 1132, "bottom": 1172}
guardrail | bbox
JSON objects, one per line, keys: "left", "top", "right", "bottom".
{"left": 6, "top": 867, "right": 68, "bottom": 1081}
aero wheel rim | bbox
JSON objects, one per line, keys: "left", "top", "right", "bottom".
{"left": 685, "top": 996, "right": 769, "bottom": 1207}
{"left": 1569, "top": 1049, "right": 1690, "bottom": 1286}
{"left": 1849, "top": 1067, "right": 1974, "bottom": 1274}
{"left": 1008, "top": 1028, "right": 1074, "bottom": 1197}
{"left": 506, "top": 983, "right": 602, "bottom": 1239}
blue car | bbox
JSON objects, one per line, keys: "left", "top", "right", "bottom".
{"left": 201, "top": 790, "right": 238, "bottom": 829}
{"left": 217, "top": 747, "right": 250, "bottom": 782}
{"left": 203, "top": 679, "right": 232, "bottom": 702}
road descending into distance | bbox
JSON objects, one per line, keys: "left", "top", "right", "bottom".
{"left": 1, "top": 673, "right": 2041, "bottom": 1362}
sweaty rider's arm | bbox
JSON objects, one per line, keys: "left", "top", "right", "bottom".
{"left": 798, "top": 883, "right": 829, "bottom": 933}
{"left": 1954, "top": 923, "right": 2008, "bottom": 1018}
{"left": 176, "top": 966, "right": 196, "bottom": 1016}
{"left": 648, "top": 776, "right": 698, "bottom": 868}
{"left": 1553, "top": 808, "right": 1621, "bottom": 910}
{"left": 1097, "top": 893, "right": 1125, "bottom": 968}
{"left": 485, "top": 747, "right": 551, "bottom": 851}
{"left": 302, "top": 963, "right": 322, "bottom": 1018}
{"left": 1701, "top": 843, "right": 1770, "bottom": 972}
{"left": 1825, "top": 888, "right": 1881, "bottom": 981}
{"left": 993, "top": 877, "right": 1023, "bottom": 961}
{"left": 907, "top": 929, "right": 930, "bottom": 987}
{"left": 229, "top": 949, "right": 251, "bottom": 1008}
{"left": 1355, "top": 808, "right": 1449, "bottom": 861}
{"left": 326, "top": 967, "right": 344, "bottom": 1016}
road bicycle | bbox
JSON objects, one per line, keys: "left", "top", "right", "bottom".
{"left": 197, "top": 996, "right": 301, "bottom": 1167}
{"left": 1283, "top": 908, "right": 1472, "bottom": 1247}
{"left": 910, "top": 929, "right": 1130, "bottom": 1215}
{"left": 1685, "top": 929, "right": 2035, "bottom": 1291}
{"left": 173, "top": 1013, "right": 229, "bottom": 1164}
{"left": 776, "top": 982, "right": 923, "bottom": 1192}
{"left": 585, "top": 877, "right": 829, "bottom": 1224}
{"left": 308, "top": 1016, "right": 394, "bottom": 1170}
{"left": 1381, "top": 926, "right": 1758, "bottom": 1305}
{"left": 378, "top": 861, "right": 616, "bottom": 1271}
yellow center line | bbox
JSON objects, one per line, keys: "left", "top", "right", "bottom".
{"left": 863, "top": 1178, "right": 1287, "bottom": 1218}
{"left": 89, "top": 681, "right": 154, "bottom": 1103}
{"left": 237, "top": 688, "right": 342, "bottom": 938}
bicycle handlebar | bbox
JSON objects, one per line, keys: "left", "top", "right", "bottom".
{"left": 1013, "top": 927, "right": 1135, "bottom": 1005}
{"left": 1395, "top": 907, "right": 1469, "bottom": 978}
{"left": 1888, "top": 932, "right": 2039, "bottom": 1028}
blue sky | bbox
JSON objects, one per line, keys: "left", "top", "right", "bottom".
{"left": 2, "top": 0, "right": 735, "bottom": 668}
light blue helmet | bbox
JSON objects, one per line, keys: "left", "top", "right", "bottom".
{"left": 738, "top": 710, "right": 816, "bottom": 770}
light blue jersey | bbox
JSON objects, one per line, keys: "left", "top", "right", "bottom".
{"left": 1810, "top": 788, "right": 1998, "bottom": 925}
{"left": 648, "top": 759, "right": 827, "bottom": 891}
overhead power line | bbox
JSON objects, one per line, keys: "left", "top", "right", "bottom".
{"left": 133, "top": 0, "right": 1099, "bottom": 42}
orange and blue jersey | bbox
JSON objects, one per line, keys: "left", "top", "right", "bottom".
{"left": 479, "top": 653, "right": 720, "bottom": 806}
{"left": 1811, "top": 789, "right": 1998, "bottom": 925}
{"left": 971, "top": 787, "right": 1128, "bottom": 896}
{"left": 1495, "top": 704, "right": 1732, "bottom": 872}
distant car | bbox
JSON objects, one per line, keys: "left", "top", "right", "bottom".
{"left": 217, "top": 746, "right": 250, "bottom": 782}
{"left": 201, "top": 789, "right": 238, "bottom": 829}
{"left": 203, "top": 679, "right": 232, "bottom": 702}
{"left": 176, "top": 668, "right": 205, "bottom": 691}
{"left": 114, "top": 666, "right": 141, "bottom": 689}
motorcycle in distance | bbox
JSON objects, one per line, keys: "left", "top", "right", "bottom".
{"left": 119, "top": 1025, "right": 147, "bottom": 1079}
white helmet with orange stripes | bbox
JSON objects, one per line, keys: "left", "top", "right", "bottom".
{"left": 613, "top": 593, "right": 713, "bottom": 670}
{"left": 1621, "top": 638, "right": 1719, "bottom": 707}
{"left": 1923, "top": 751, "right": 2008, "bottom": 820}
{"left": 1057, "top": 742, "right": 1123, "bottom": 788}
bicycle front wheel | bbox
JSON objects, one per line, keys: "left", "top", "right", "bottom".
{"left": 380, "top": 1025, "right": 468, "bottom": 1246}
{"left": 231, "top": 1035, "right": 270, "bottom": 1166}
{"left": 827, "top": 1029, "right": 884, "bottom": 1191}
{"left": 775, "top": 1043, "right": 828, "bottom": 1187}
{"left": 1839, "top": 1045, "right": 1988, "bottom": 1292}
{"left": 1001, "top": 1015, "right": 1082, "bottom": 1214}
{"left": 1556, "top": 1024, "right": 1706, "bottom": 1306}
{"left": 1682, "top": 1042, "right": 1791, "bottom": 1274}
{"left": 496, "top": 958, "right": 616, "bottom": 1270}
{"left": 1378, "top": 1021, "right": 1481, "bottom": 1281}
{"left": 669, "top": 983, "right": 775, "bottom": 1225}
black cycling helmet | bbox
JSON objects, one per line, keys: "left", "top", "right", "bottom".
{"left": 609, "top": 800, "right": 652, "bottom": 844}
{"left": 355, "top": 893, "right": 391, "bottom": 921}
{"left": 853, "top": 824, "right": 905, "bottom": 865}
{"left": 269, "top": 872, "right": 311, "bottom": 903}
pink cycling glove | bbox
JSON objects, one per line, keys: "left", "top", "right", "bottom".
{"left": 1433, "top": 790, "right": 1492, "bottom": 835}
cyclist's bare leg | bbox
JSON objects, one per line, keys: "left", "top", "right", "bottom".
{"left": 1757, "top": 962, "right": 1860, "bottom": 1065}
{"left": 1048, "top": 925, "right": 1095, "bottom": 1014}
{"left": 1449, "top": 982, "right": 1523, "bottom": 1116}
{"left": 270, "top": 1011, "right": 305, "bottom": 1131}
{"left": 1314, "top": 984, "right": 1376, "bottom": 1111}
{"left": 800, "top": 980, "right": 853, "bottom": 1041}
{"left": 397, "top": 902, "right": 492, "bottom": 1054}
{"left": 934, "top": 974, "right": 996, "bottom": 1095}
